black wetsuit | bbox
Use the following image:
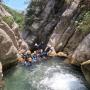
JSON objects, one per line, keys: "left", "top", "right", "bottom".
{"left": 38, "top": 42, "right": 44, "bottom": 50}
{"left": 41, "top": 47, "right": 51, "bottom": 57}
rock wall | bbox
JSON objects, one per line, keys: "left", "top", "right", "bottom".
{"left": 24, "top": 0, "right": 90, "bottom": 84}
{"left": 0, "top": 4, "right": 21, "bottom": 67}
{"left": 71, "top": 33, "right": 90, "bottom": 65}
{"left": 23, "top": 0, "right": 66, "bottom": 48}
{"left": 24, "top": 0, "right": 90, "bottom": 64}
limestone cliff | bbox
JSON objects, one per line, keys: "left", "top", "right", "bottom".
{"left": 0, "top": 4, "right": 21, "bottom": 67}
{"left": 24, "top": 0, "right": 90, "bottom": 84}
{"left": 24, "top": 0, "right": 90, "bottom": 64}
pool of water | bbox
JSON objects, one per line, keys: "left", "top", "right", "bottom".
{"left": 4, "top": 57, "right": 90, "bottom": 90}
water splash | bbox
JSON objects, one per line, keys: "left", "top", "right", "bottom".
{"left": 40, "top": 72, "right": 86, "bottom": 90}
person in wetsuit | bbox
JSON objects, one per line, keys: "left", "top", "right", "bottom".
{"left": 41, "top": 45, "right": 52, "bottom": 58}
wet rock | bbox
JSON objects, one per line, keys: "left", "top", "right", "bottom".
{"left": 56, "top": 52, "right": 67, "bottom": 58}
{"left": 81, "top": 60, "right": 90, "bottom": 85}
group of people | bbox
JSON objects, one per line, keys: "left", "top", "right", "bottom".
{"left": 17, "top": 42, "right": 53, "bottom": 66}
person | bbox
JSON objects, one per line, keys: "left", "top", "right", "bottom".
{"left": 38, "top": 42, "right": 44, "bottom": 50}
{"left": 41, "top": 45, "right": 52, "bottom": 59}
{"left": 31, "top": 51, "right": 37, "bottom": 63}
{"left": 34, "top": 43, "right": 39, "bottom": 50}
{"left": 17, "top": 53, "right": 25, "bottom": 63}
{"left": 26, "top": 50, "right": 32, "bottom": 58}
{"left": 45, "top": 45, "right": 52, "bottom": 53}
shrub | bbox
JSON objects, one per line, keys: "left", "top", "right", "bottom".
{"left": 2, "top": 4, "right": 24, "bottom": 31}
{"left": 2, "top": 16, "right": 14, "bottom": 27}
{"left": 76, "top": 11, "right": 90, "bottom": 32}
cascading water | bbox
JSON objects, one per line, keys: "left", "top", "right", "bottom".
{"left": 4, "top": 57, "right": 90, "bottom": 90}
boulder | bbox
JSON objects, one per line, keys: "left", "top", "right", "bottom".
{"left": 56, "top": 52, "right": 67, "bottom": 58}
{"left": 0, "top": 19, "right": 18, "bottom": 48}
{"left": 81, "top": 60, "right": 90, "bottom": 85}
{"left": 48, "top": 51, "right": 57, "bottom": 57}
{"left": 71, "top": 33, "right": 90, "bottom": 65}
{"left": 0, "top": 28, "right": 17, "bottom": 65}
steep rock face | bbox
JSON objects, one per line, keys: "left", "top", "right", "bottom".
{"left": 0, "top": 4, "right": 11, "bottom": 16}
{"left": 48, "top": 0, "right": 81, "bottom": 50}
{"left": 0, "top": 4, "right": 23, "bottom": 49}
{"left": 0, "top": 19, "right": 18, "bottom": 48}
{"left": 23, "top": 0, "right": 90, "bottom": 85}
{"left": 0, "top": 28, "right": 17, "bottom": 65}
{"left": 0, "top": 4, "right": 24, "bottom": 67}
{"left": 23, "top": 0, "right": 66, "bottom": 48}
{"left": 24, "top": 0, "right": 90, "bottom": 64}
{"left": 12, "top": 22, "right": 21, "bottom": 41}
{"left": 71, "top": 33, "right": 90, "bottom": 65}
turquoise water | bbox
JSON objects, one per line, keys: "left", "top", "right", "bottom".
{"left": 4, "top": 57, "right": 90, "bottom": 90}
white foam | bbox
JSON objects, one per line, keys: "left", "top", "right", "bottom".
{"left": 45, "top": 66, "right": 61, "bottom": 75}
{"left": 40, "top": 72, "right": 85, "bottom": 90}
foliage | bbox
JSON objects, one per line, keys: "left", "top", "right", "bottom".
{"left": 25, "top": 0, "right": 44, "bottom": 26}
{"left": 2, "top": 16, "right": 14, "bottom": 27}
{"left": 75, "top": 11, "right": 90, "bottom": 32}
{"left": 65, "top": 0, "right": 73, "bottom": 5}
{"left": 78, "top": 11, "right": 90, "bottom": 32}
{"left": 2, "top": 4, "right": 24, "bottom": 31}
